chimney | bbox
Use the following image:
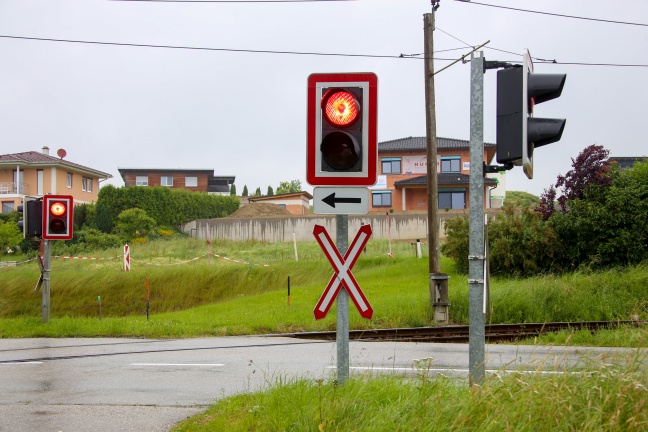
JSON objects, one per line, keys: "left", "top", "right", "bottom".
{"left": 42, "top": 146, "right": 50, "bottom": 155}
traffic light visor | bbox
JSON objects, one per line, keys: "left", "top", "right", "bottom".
{"left": 322, "top": 89, "right": 359, "bottom": 127}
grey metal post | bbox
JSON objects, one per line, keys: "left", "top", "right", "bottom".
{"left": 42, "top": 239, "right": 51, "bottom": 323}
{"left": 468, "top": 51, "right": 486, "bottom": 385}
{"left": 335, "top": 214, "right": 349, "bottom": 385}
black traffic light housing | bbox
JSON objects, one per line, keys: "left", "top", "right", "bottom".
{"left": 496, "top": 51, "right": 566, "bottom": 179}
{"left": 17, "top": 197, "right": 43, "bottom": 239}
{"left": 320, "top": 87, "right": 364, "bottom": 173}
{"left": 42, "top": 195, "right": 74, "bottom": 240}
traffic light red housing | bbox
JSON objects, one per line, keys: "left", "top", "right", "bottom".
{"left": 42, "top": 195, "right": 74, "bottom": 240}
{"left": 307, "top": 73, "right": 378, "bottom": 186}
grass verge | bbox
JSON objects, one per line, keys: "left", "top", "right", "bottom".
{"left": 172, "top": 353, "right": 648, "bottom": 432}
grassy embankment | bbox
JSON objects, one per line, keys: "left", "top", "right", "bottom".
{"left": 0, "top": 236, "right": 647, "bottom": 344}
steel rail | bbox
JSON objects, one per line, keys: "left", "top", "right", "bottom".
{"left": 287, "top": 320, "right": 648, "bottom": 343}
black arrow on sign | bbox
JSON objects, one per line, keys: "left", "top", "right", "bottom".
{"left": 322, "top": 193, "right": 362, "bottom": 208}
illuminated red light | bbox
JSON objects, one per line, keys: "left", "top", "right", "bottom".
{"left": 322, "top": 90, "right": 359, "bottom": 127}
{"left": 50, "top": 202, "right": 66, "bottom": 216}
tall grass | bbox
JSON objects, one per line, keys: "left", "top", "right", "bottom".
{"left": 173, "top": 353, "right": 648, "bottom": 432}
{"left": 1, "top": 237, "right": 647, "bottom": 339}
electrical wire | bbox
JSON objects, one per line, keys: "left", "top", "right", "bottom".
{"left": 452, "top": 0, "right": 648, "bottom": 27}
{"left": 0, "top": 34, "right": 453, "bottom": 60}
{"left": 0, "top": 34, "right": 645, "bottom": 67}
{"left": 110, "top": 0, "right": 354, "bottom": 2}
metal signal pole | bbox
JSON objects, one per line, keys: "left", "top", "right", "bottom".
{"left": 335, "top": 214, "right": 349, "bottom": 385}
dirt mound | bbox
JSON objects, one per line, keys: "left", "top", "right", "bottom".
{"left": 227, "top": 202, "right": 292, "bottom": 218}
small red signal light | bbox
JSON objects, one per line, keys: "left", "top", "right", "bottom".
{"left": 322, "top": 90, "right": 359, "bottom": 127}
{"left": 50, "top": 202, "right": 66, "bottom": 217}
{"left": 42, "top": 195, "right": 74, "bottom": 240}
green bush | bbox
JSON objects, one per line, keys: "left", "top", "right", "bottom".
{"left": 97, "top": 185, "right": 239, "bottom": 227}
{"left": 549, "top": 162, "right": 648, "bottom": 269}
{"left": 116, "top": 208, "right": 156, "bottom": 241}
{"left": 441, "top": 205, "right": 562, "bottom": 276}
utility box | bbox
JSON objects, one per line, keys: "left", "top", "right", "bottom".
{"left": 430, "top": 273, "right": 450, "bottom": 324}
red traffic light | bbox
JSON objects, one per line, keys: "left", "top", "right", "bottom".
{"left": 42, "top": 195, "right": 74, "bottom": 240}
{"left": 306, "top": 72, "right": 378, "bottom": 186}
{"left": 50, "top": 202, "right": 67, "bottom": 217}
{"left": 322, "top": 89, "right": 360, "bottom": 127}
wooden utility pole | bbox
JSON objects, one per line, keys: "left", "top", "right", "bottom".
{"left": 424, "top": 11, "right": 440, "bottom": 274}
{"left": 424, "top": 3, "right": 450, "bottom": 324}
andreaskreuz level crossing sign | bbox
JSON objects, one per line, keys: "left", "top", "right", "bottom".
{"left": 313, "top": 224, "right": 373, "bottom": 320}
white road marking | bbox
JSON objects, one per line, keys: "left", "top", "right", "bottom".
{"left": 130, "top": 363, "right": 225, "bottom": 367}
{"left": 0, "top": 361, "right": 43, "bottom": 365}
{"left": 327, "top": 366, "right": 582, "bottom": 375}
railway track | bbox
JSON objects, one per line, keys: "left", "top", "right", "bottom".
{"left": 288, "top": 320, "right": 647, "bottom": 343}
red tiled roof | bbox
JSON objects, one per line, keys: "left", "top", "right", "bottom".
{"left": 0, "top": 151, "right": 111, "bottom": 178}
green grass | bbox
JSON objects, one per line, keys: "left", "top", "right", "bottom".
{"left": 1, "top": 237, "right": 647, "bottom": 342}
{"left": 172, "top": 353, "right": 648, "bottom": 432}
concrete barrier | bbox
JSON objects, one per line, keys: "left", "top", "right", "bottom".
{"left": 182, "top": 211, "right": 485, "bottom": 243}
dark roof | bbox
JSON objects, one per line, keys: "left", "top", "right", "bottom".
{"left": 379, "top": 136, "right": 495, "bottom": 152}
{"left": 0, "top": 151, "right": 111, "bottom": 178}
{"left": 394, "top": 173, "right": 498, "bottom": 187}
{"left": 608, "top": 157, "right": 646, "bottom": 170}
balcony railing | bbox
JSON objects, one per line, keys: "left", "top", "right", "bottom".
{"left": 0, "top": 182, "right": 30, "bottom": 195}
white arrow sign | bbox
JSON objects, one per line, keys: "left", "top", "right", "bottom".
{"left": 313, "top": 187, "right": 370, "bottom": 215}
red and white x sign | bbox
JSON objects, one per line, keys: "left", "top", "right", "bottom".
{"left": 313, "top": 224, "right": 373, "bottom": 320}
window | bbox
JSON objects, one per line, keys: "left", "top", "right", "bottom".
{"left": 135, "top": 176, "right": 148, "bottom": 186}
{"left": 381, "top": 158, "right": 401, "bottom": 174}
{"left": 82, "top": 177, "right": 93, "bottom": 192}
{"left": 440, "top": 156, "right": 461, "bottom": 173}
{"left": 161, "top": 176, "right": 173, "bottom": 187}
{"left": 67, "top": 173, "right": 73, "bottom": 188}
{"left": 2, "top": 201, "right": 14, "bottom": 213}
{"left": 185, "top": 176, "right": 198, "bottom": 187}
{"left": 372, "top": 191, "right": 392, "bottom": 207}
{"left": 439, "top": 190, "right": 465, "bottom": 210}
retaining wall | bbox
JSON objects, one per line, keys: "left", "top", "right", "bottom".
{"left": 182, "top": 211, "right": 477, "bottom": 243}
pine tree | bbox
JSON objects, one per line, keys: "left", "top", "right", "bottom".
{"left": 267, "top": 186, "right": 274, "bottom": 196}
{"left": 242, "top": 185, "right": 249, "bottom": 196}
{"left": 230, "top": 184, "right": 237, "bottom": 196}
{"left": 255, "top": 187, "right": 262, "bottom": 196}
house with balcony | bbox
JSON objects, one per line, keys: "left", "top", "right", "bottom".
{"left": 118, "top": 168, "right": 234, "bottom": 195}
{"left": 369, "top": 136, "right": 502, "bottom": 212}
{"left": 0, "top": 147, "right": 112, "bottom": 213}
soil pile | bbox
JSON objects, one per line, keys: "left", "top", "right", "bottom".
{"left": 226, "top": 203, "right": 292, "bottom": 218}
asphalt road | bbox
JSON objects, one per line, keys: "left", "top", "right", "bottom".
{"left": 0, "top": 336, "right": 642, "bottom": 431}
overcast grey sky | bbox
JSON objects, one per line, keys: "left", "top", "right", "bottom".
{"left": 0, "top": 0, "right": 646, "bottom": 197}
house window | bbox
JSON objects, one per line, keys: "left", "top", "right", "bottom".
{"left": 185, "top": 176, "right": 198, "bottom": 187}
{"left": 439, "top": 190, "right": 465, "bottom": 210}
{"left": 82, "top": 177, "right": 93, "bottom": 192}
{"left": 161, "top": 176, "right": 173, "bottom": 187}
{"left": 381, "top": 158, "right": 401, "bottom": 174}
{"left": 67, "top": 173, "right": 73, "bottom": 188}
{"left": 440, "top": 156, "right": 461, "bottom": 173}
{"left": 135, "top": 176, "right": 148, "bottom": 186}
{"left": 372, "top": 191, "right": 392, "bottom": 207}
{"left": 2, "top": 201, "right": 14, "bottom": 213}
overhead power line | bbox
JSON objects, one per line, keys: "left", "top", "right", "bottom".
{"left": 1, "top": 34, "right": 646, "bottom": 68}
{"left": 453, "top": 0, "right": 648, "bottom": 27}
{"left": 110, "top": 0, "right": 355, "bottom": 3}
